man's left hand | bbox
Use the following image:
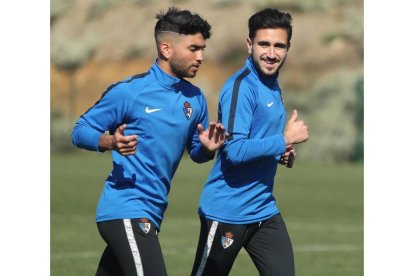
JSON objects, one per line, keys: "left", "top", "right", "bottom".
{"left": 197, "top": 121, "right": 226, "bottom": 156}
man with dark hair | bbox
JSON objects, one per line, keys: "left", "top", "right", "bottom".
{"left": 71, "top": 7, "right": 225, "bottom": 276}
{"left": 191, "top": 8, "right": 309, "bottom": 276}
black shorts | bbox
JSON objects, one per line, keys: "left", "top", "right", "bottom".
{"left": 191, "top": 213, "right": 295, "bottom": 276}
{"left": 95, "top": 218, "right": 167, "bottom": 276}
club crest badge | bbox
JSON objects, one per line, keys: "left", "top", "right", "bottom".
{"left": 138, "top": 218, "right": 151, "bottom": 234}
{"left": 221, "top": 232, "right": 234, "bottom": 249}
{"left": 183, "top": 101, "right": 192, "bottom": 120}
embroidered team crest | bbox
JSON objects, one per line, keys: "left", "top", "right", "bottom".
{"left": 138, "top": 218, "right": 151, "bottom": 234}
{"left": 221, "top": 232, "right": 234, "bottom": 249}
{"left": 183, "top": 101, "right": 192, "bottom": 120}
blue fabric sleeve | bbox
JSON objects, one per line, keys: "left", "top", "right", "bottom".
{"left": 224, "top": 135, "right": 286, "bottom": 165}
{"left": 71, "top": 119, "right": 105, "bottom": 152}
{"left": 221, "top": 83, "right": 286, "bottom": 165}
{"left": 71, "top": 84, "right": 132, "bottom": 152}
{"left": 187, "top": 93, "right": 213, "bottom": 163}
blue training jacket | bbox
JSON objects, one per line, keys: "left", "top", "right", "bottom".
{"left": 72, "top": 61, "right": 212, "bottom": 230}
{"left": 198, "top": 57, "right": 287, "bottom": 224}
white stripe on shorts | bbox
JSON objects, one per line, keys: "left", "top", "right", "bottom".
{"left": 195, "top": 220, "right": 219, "bottom": 276}
{"left": 123, "top": 219, "right": 144, "bottom": 276}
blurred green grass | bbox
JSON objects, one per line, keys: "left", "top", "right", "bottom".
{"left": 51, "top": 152, "right": 363, "bottom": 276}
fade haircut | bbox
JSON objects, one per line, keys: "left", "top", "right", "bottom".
{"left": 248, "top": 8, "right": 293, "bottom": 43}
{"left": 154, "top": 7, "right": 211, "bottom": 39}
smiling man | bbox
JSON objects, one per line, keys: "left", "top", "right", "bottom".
{"left": 71, "top": 7, "right": 225, "bottom": 276}
{"left": 191, "top": 8, "right": 309, "bottom": 276}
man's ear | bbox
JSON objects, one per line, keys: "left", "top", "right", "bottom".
{"left": 287, "top": 42, "right": 291, "bottom": 51}
{"left": 160, "top": 42, "right": 172, "bottom": 59}
{"left": 246, "top": 37, "right": 253, "bottom": 54}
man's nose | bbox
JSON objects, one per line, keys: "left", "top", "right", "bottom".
{"left": 196, "top": 51, "right": 204, "bottom": 62}
{"left": 267, "top": 47, "right": 276, "bottom": 59}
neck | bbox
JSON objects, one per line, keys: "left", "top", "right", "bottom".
{"left": 157, "top": 58, "right": 178, "bottom": 78}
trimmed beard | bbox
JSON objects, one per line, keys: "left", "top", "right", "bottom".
{"left": 169, "top": 55, "right": 196, "bottom": 79}
{"left": 252, "top": 55, "right": 287, "bottom": 77}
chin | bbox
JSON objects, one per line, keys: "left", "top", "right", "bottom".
{"left": 261, "top": 69, "right": 277, "bottom": 76}
{"left": 187, "top": 70, "right": 198, "bottom": 78}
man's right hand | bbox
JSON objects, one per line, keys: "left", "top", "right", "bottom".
{"left": 98, "top": 124, "right": 138, "bottom": 156}
{"left": 284, "top": 109, "right": 309, "bottom": 145}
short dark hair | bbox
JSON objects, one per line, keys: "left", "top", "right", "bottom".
{"left": 248, "top": 8, "right": 293, "bottom": 42}
{"left": 155, "top": 7, "right": 211, "bottom": 39}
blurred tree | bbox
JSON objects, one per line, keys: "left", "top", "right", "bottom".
{"left": 353, "top": 77, "right": 364, "bottom": 161}
{"left": 50, "top": 0, "right": 73, "bottom": 25}
{"left": 88, "top": 0, "right": 119, "bottom": 20}
{"left": 51, "top": 34, "right": 96, "bottom": 119}
{"left": 284, "top": 69, "right": 361, "bottom": 163}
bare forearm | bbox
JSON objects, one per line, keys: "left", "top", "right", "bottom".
{"left": 98, "top": 134, "right": 115, "bottom": 152}
{"left": 98, "top": 125, "right": 138, "bottom": 155}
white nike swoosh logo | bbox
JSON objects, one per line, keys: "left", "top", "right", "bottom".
{"left": 267, "top": 101, "right": 274, "bottom": 107}
{"left": 145, "top": 107, "right": 162, "bottom": 113}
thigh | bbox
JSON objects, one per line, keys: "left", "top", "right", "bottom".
{"left": 245, "top": 214, "right": 295, "bottom": 276}
{"left": 96, "top": 245, "right": 123, "bottom": 276}
{"left": 191, "top": 216, "right": 246, "bottom": 276}
{"left": 97, "top": 218, "right": 167, "bottom": 276}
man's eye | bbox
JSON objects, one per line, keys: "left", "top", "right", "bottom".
{"left": 275, "top": 43, "right": 287, "bottom": 49}
{"left": 190, "top": 47, "right": 205, "bottom": 52}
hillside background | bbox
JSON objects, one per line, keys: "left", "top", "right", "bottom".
{"left": 50, "top": 0, "right": 364, "bottom": 163}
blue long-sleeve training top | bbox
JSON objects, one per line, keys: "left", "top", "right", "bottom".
{"left": 72, "top": 61, "right": 212, "bottom": 230}
{"left": 198, "top": 57, "right": 287, "bottom": 224}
